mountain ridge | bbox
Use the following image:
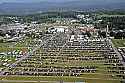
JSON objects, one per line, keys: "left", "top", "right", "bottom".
{"left": 0, "top": 1, "right": 125, "bottom": 15}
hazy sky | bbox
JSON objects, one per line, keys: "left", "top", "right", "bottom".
{"left": 0, "top": 0, "right": 124, "bottom": 3}
{"left": 0, "top": 0, "right": 75, "bottom": 3}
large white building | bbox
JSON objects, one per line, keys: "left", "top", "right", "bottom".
{"left": 48, "top": 26, "right": 67, "bottom": 33}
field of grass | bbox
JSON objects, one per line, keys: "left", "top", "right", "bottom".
{"left": 0, "top": 76, "right": 121, "bottom": 83}
{"left": 112, "top": 39, "right": 125, "bottom": 47}
{"left": 98, "top": 14, "right": 125, "bottom": 18}
{"left": 15, "top": 37, "right": 33, "bottom": 47}
{"left": 0, "top": 36, "right": 35, "bottom": 52}
{"left": 0, "top": 38, "right": 29, "bottom": 52}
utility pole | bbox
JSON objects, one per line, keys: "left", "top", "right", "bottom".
{"left": 106, "top": 22, "right": 109, "bottom": 38}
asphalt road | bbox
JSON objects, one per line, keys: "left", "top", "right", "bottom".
{"left": 108, "top": 38, "right": 125, "bottom": 67}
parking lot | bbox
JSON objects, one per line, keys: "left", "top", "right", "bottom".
{"left": 0, "top": 27, "right": 125, "bottom": 83}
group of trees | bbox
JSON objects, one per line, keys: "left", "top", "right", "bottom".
{"left": 110, "top": 31, "right": 125, "bottom": 39}
{"left": 98, "top": 30, "right": 107, "bottom": 38}
{"left": 0, "top": 11, "right": 94, "bottom": 24}
{"left": 0, "top": 30, "right": 6, "bottom": 37}
{"left": 98, "top": 30, "right": 125, "bottom": 39}
{"left": 18, "top": 11, "right": 77, "bottom": 24}
{"left": 103, "top": 16, "right": 125, "bottom": 30}
{"left": 97, "top": 15, "right": 125, "bottom": 30}
{"left": 96, "top": 12, "right": 125, "bottom": 39}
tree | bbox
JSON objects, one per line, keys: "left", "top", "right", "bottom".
{"left": 101, "top": 31, "right": 106, "bottom": 38}
{"left": 86, "top": 31, "right": 91, "bottom": 37}
{"left": 98, "top": 30, "right": 101, "bottom": 37}
{"left": 0, "top": 31, "right": 6, "bottom": 37}
{"left": 110, "top": 31, "right": 116, "bottom": 37}
{"left": 114, "top": 31, "right": 123, "bottom": 39}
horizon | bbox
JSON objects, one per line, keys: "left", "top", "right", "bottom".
{"left": 1, "top": 0, "right": 79, "bottom": 3}
{"left": 0, "top": 0, "right": 125, "bottom": 15}
{"left": 0, "top": 0, "right": 125, "bottom": 3}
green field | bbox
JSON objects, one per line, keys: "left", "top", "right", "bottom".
{"left": 98, "top": 14, "right": 125, "bottom": 18}
{"left": 112, "top": 39, "right": 125, "bottom": 47}
{"left": 0, "top": 76, "right": 121, "bottom": 83}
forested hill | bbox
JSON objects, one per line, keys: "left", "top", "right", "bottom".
{"left": 0, "top": 0, "right": 125, "bottom": 15}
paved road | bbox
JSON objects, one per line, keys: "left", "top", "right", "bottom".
{"left": 108, "top": 38, "right": 125, "bottom": 67}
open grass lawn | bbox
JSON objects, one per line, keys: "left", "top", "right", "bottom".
{"left": 98, "top": 14, "right": 125, "bottom": 18}
{"left": 0, "top": 38, "right": 28, "bottom": 52}
{"left": 0, "top": 37, "right": 34, "bottom": 52}
{"left": 0, "top": 47, "right": 28, "bottom": 53}
{"left": 112, "top": 39, "right": 125, "bottom": 47}
{"left": 0, "top": 42, "right": 14, "bottom": 47}
{"left": 15, "top": 37, "right": 35, "bottom": 47}
{"left": 0, "top": 76, "right": 121, "bottom": 83}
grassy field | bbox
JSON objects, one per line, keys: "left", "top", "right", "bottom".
{"left": 0, "top": 76, "right": 121, "bottom": 83}
{"left": 98, "top": 14, "right": 125, "bottom": 18}
{"left": 0, "top": 37, "right": 34, "bottom": 52}
{"left": 112, "top": 39, "right": 125, "bottom": 47}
